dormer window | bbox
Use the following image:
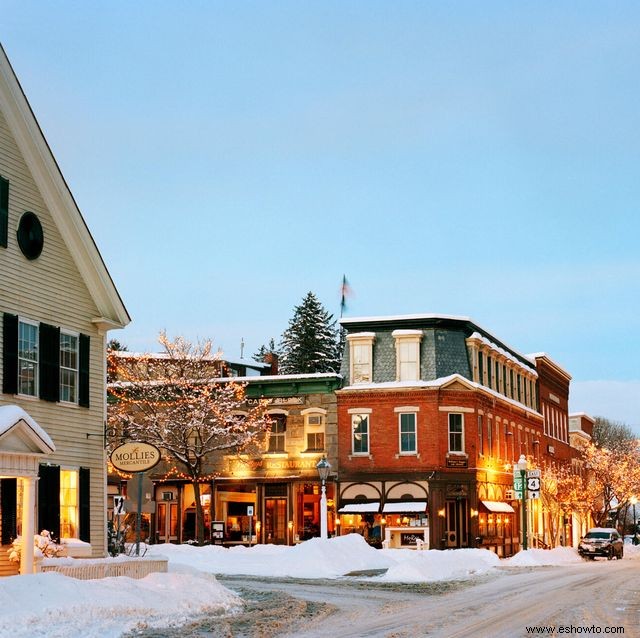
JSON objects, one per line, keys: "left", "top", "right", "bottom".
{"left": 392, "top": 330, "right": 422, "bottom": 382}
{"left": 347, "top": 333, "right": 375, "bottom": 384}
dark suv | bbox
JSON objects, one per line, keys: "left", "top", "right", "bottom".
{"left": 578, "top": 528, "right": 624, "bottom": 560}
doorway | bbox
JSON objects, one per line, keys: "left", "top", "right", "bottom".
{"left": 264, "top": 498, "right": 287, "bottom": 544}
{"left": 156, "top": 502, "right": 178, "bottom": 543}
{"left": 444, "top": 499, "right": 468, "bottom": 548}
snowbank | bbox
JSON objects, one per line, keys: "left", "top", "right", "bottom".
{"left": 505, "top": 546, "right": 582, "bottom": 567}
{"left": 377, "top": 548, "right": 501, "bottom": 582}
{"left": 0, "top": 570, "right": 240, "bottom": 638}
{"left": 147, "top": 534, "right": 394, "bottom": 578}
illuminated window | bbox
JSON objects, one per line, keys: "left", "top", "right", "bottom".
{"left": 18, "top": 320, "right": 38, "bottom": 396}
{"left": 267, "top": 414, "right": 287, "bottom": 453}
{"left": 60, "top": 331, "right": 79, "bottom": 403}
{"left": 304, "top": 412, "right": 325, "bottom": 451}
{"left": 60, "top": 469, "right": 79, "bottom": 538}
{"left": 398, "top": 413, "right": 417, "bottom": 454}
{"left": 448, "top": 413, "right": 464, "bottom": 453}
{"left": 351, "top": 414, "right": 369, "bottom": 455}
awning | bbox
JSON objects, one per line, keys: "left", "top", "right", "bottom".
{"left": 338, "top": 502, "right": 380, "bottom": 514}
{"left": 383, "top": 501, "right": 427, "bottom": 513}
{"left": 481, "top": 500, "right": 515, "bottom": 514}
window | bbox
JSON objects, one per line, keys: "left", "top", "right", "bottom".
{"left": 348, "top": 333, "right": 375, "bottom": 384}
{"left": 478, "top": 414, "right": 484, "bottom": 456}
{"left": 351, "top": 414, "right": 369, "bottom": 455}
{"left": 487, "top": 417, "right": 493, "bottom": 457}
{"left": 60, "top": 331, "right": 79, "bottom": 403}
{"left": 267, "top": 414, "right": 287, "bottom": 453}
{"left": 60, "top": 469, "right": 79, "bottom": 538}
{"left": 478, "top": 351, "right": 484, "bottom": 383}
{"left": 393, "top": 330, "right": 422, "bottom": 381}
{"left": 18, "top": 320, "right": 38, "bottom": 396}
{"left": 304, "top": 413, "right": 325, "bottom": 451}
{"left": 448, "top": 413, "right": 464, "bottom": 452}
{"left": 399, "top": 413, "right": 417, "bottom": 454}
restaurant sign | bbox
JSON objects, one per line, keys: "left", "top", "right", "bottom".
{"left": 110, "top": 442, "right": 161, "bottom": 473}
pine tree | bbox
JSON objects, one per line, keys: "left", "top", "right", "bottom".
{"left": 279, "top": 292, "right": 341, "bottom": 374}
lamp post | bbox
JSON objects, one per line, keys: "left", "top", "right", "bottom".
{"left": 316, "top": 457, "right": 331, "bottom": 540}
{"left": 517, "top": 454, "right": 528, "bottom": 551}
{"left": 631, "top": 496, "right": 638, "bottom": 543}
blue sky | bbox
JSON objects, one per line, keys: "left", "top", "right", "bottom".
{"left": 2, "top": 2, "right": 639, "bottom": 429}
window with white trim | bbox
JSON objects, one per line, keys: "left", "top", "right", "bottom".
{"left": 304, "top": 412, "right": 325, "bottom": 451}
{"left": 18, "top": 319, "right": 38, "bottom": 396}
{"left": 348, "top": 333, "right": 375, "bottom": 384}
{"left": 60, "top": 331, "right": 79, "bottom": 403}
{"left": 398, "top": 413, "right": 417, "bottom": 454}
{"left": 351, "top": 414, "right": 369, "bottom": 455}
{"left": 448, "top": 413, "right": 464, "bottom": 453}
{"left": 393, "top": 330, "right": 422, "bottom": 382}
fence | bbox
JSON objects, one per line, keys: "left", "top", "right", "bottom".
{"left": 40, "top": 558, "right": 168, "bottom": 580}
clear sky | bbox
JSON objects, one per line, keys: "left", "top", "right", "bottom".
{"left": 2, "top": 2, "right": 639, "bottom": 430}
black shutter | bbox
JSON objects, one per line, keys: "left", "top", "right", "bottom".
{"left": 79, "top": 467, "right": 90, "bottom": 542}
{"left": 0, "top": 175, "right": 8, "bottom": 248}
{"left": 1, "top": 479, "right": 17, "bottom": 545}
{"left": 2, "top": 313, "right": 18, "bottom": 395}
{"left": 38, "top": 464, "right": 60, "bottom": 540}
{"left": 79, "top": 334, "right": 90, "bottom": 408}
{"left": 39, "top": 323, "right": 60, "bottom": 402}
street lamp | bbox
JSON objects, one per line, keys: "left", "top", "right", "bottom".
{"left": 517, "top": 454, "right": 528, "bottom": 551}
{"left": 316, "top": 457, "right": 331, "bottom": 540}
{"left": 631, "top": 496, "right": 638, "bottom": 543}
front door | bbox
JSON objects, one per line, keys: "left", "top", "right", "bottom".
{"left": 156, "top": 502, "right": 178, "bottom": 543}
{"left": 264, "top": 498, "right": 287, "bottom": 544}
{"left": 445, "top": 499, "right": 468, "bottom": 548}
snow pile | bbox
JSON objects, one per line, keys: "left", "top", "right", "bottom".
{"left": 377, "top": 548, "right": 501, "bottom": 582}
{"left": 505, "top": 546, "right": 582, "bottom": 567}
{"left": 148, "top": 534, "right": 394, "bottom": 578}
{"left": 0, "top": 570, "right": 240, "bottom": 638}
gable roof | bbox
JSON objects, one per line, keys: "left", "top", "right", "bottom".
{"left": 0, "top": 405, "right": 55, "bottom": 454}
{"left": 0, "top": 44, "right": 130, "bottom": 329}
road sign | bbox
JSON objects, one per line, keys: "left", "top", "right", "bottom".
{"left": 527, "top": 469, "right": 541, "bottom": 478}
{"left": 113, "top": 495, "right": 125, "bottom": 515}
{"left": 247, "top": 505, "right": 254, "bottom": 516}
{"left": 527, "top": 477, "right": 541, "bottom": 491}
{"left": 528, "top": 490, "right": 540, "bottom": 499}
{"left": 513, "top": 476, "right": 524, "bottom": 498}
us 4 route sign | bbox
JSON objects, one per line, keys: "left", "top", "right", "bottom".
{"left": 513, "top": 469, "right": 541, "bottom": 499}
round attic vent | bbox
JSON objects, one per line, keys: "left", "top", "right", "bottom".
{"left": 17, "top": 211, "right": 44, "bottom": 260}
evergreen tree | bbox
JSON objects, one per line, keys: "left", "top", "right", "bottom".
{"left": 279, "top": 292, "right": 341, "bottom": 374}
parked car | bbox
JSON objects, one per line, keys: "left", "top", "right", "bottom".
{"left": 623, "top": 534, "right": 640, "bottom": 545}
{"left": 578, "top": 528, "right": 623, "bottom": 560}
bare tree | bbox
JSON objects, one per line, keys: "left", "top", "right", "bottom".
{"left": 592, "top": 417, "right": 636, "bottom": 451}
{"left": 108, "top": 332, "right": 271, "bottom": 544}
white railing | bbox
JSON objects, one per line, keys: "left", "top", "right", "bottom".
{"left": 40, "top": 558, "right": 168, "bottom": 580}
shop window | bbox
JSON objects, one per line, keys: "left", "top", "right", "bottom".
{"left": 304, "top": 412, "right": 325, "bottom": 452}
{"left": 352, "top": 414, "right": 369, "bottom": 455}
{"left": 448, "top": 413, "right": 464, "bottom": 453}
{"left": 267, "top": 414, "right": 287, "bottom": 453}
{"left": 398, "top": 413, "right": 417, "bottom": 454}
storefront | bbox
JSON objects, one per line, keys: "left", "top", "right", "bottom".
{"left": 382, "top": 501, "right": 429, "bottom": 549}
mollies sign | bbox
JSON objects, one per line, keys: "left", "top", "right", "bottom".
{"left": 110, "top": 442, "right": 161, "bottom": 472}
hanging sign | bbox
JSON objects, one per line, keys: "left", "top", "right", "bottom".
{"left": 110, "top": 442, "right": 161, "bottom": 473}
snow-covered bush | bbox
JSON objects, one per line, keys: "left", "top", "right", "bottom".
{"left": 9, "top": 530, "right": 65, "bottom": 563}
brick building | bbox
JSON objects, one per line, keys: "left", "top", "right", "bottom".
{"left": 336, "top": 314, "right": 576, "bottom": 556}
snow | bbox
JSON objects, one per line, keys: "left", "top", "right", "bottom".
{"left": 3, "top": 535, "right": 639, "bottom": 636}
{"left": 0, "top": 405, "right": 55, "bottom": 451}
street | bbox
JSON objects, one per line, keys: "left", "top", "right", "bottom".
{"left": 129, "top": 558, "right": 639, "bottom": 638}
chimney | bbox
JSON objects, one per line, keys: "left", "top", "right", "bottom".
{"left": 263, "top": 352, "right": 278, "bottom": 375}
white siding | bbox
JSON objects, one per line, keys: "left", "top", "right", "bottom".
{"left": 0, "top": 108, "right": 107, "bottom": 557}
